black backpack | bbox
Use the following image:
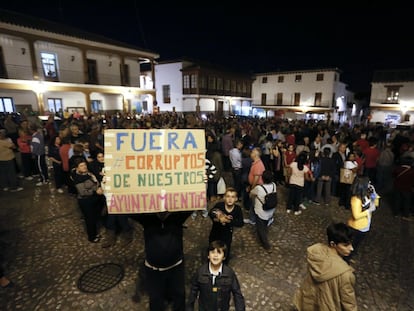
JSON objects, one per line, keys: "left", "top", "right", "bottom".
{"left": 258, "top": 183, "right": 277, "bottom": 210}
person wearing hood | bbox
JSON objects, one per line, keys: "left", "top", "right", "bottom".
{"left": 293, "top": 222, "right": 357, "bottom": 311}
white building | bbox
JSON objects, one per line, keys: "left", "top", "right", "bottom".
{"left": 0, "top": 10, "right": 159, "bottom": 116}
{"left": 251, "top": 68, "right": 359, "bottom": 124}
{"left": 370, "top": 69, "right": 414, "bottom": 126}
{"left": 154, "top": 59, "right": 253, "bottom": 116}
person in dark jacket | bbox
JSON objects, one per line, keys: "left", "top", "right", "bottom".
{"left": 132, "top": 210, "right": 192, "bottom": 311}
{"left": 314, "top": 147, "right": 336, "bottom": 205}
{"left": 208, "top": 187, "right": 244, "bottom": 264}
{"left": 187, "top": 240, "right": 245, "bottom": 311}
{"left": 71, "top": 158, "right": 104, "bottom": 243}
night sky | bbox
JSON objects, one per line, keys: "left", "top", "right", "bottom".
{"left": 1, "top": 1, "right": 413, "bottom": 94}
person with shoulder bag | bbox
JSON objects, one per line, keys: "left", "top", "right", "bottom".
{"left": 71, "top": 158, "right": 105, "bottom": 243}
{"left": 346, "top": 176, "right": 380, "bottom": 263}
{"left": 249, "top": 170, "right": 277, "bottom": 253}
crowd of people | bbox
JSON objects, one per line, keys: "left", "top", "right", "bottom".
{"left": 1, "top": 110, "right": 414, "bottom": 309}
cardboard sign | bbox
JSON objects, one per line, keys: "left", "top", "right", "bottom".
{"left": 103, "top": 129, "right": 206, "bottom": 214}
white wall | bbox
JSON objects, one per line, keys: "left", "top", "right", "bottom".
{"left": 155, "top": 62, "right": 184, "bottom": 111}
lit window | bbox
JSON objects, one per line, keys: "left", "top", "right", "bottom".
{"left": 41, "top": 52, "right": 58, "bottom": 78}
{"left": 386, "top": 86, "right": 400, "bottom": 102}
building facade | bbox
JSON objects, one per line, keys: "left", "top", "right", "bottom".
{"left": 0, "top": 10, "right": 159, "bottom": 117}
{"left": 370, "top": 69, "right": 414, "bottom": 126}
{"left": 251, "top": 68, "right": 359, "bottom": 124}
{"left": 154, "top": 60, "right": 253, "bottom": 116}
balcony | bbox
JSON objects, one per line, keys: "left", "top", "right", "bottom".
{"left": 2, "top": 64, "right": 149, "bottom": 89}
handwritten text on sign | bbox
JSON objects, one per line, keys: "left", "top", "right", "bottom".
{"left": 104, "top": 129, "right": 206, "bottom": 214}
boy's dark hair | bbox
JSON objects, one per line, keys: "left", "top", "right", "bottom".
{"left": 262, "top": 170, "right": 274, "bottom": 184}
{"left": 208, "top": 240, "right": 227, "bottom": 258}
{"left": 327, "top": 222, "right": 353, "bottom": 244}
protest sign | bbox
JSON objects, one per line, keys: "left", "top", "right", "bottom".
{"left": 104, "top": 129, "right": 206, "bottom": 214}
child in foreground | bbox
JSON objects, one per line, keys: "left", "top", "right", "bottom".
{"left": 186, "top": 240, "right": 246, "bottom": 311}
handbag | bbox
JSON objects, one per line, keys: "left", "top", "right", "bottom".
{"left": 217, "top": 176, "right": 226, "bottom": 194}
{"left": 340, "top": 168, "right": 356, "bottom": 184}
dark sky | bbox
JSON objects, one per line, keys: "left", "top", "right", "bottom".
{"left": 1, "top": 1, "right": 413, "bottom": 93}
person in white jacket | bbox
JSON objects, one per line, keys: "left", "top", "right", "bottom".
{"left": 249, "top": 170, "right": 276, "bottom": 253}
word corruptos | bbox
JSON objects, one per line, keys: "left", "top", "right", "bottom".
{"left": 125, "top": 153, "right": 204, "bottom": 170}
{"left": 108, "top": 191, "right": 206, "bottom": 213}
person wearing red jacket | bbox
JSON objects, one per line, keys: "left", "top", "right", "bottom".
{"left": 362, "top": 137, "right": 380, "bottom": 187}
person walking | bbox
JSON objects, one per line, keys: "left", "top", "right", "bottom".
{"left": 286, "top": 152, "right": 311, "bottom": 215}
{"left": 249, "top": 170, "right": 276, "bottom": 253}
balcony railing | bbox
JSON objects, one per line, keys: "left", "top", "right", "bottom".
{"left": 3, "top": 64, "right": 150, "bottom": 89}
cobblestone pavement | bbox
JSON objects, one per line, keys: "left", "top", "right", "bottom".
{"left": 0, "top": 174, "right": 413, "bottom": 311}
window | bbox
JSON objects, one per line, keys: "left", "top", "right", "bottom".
{"left": 276, "top": 93, "right": 283, "bottom": 105}
{"left": 47, "top": 98, "right": 62, "bottom": 113}
{"left": 316, "top": 73, "right": 324, "bottom": 81}
{"left": 0, "top": 47, "right": 7, "bottom": 78}
{"left": 208, "top": 76, "right": 216, "bottom": 89}
{"left": 224, "top": 79, "right": 230, "bottom": 92}
{"left": 86, "top": 59, "right": 98, "bottom": 84}
{"left": 162, "top": 85, "right": 171, "bottom": 103}
{"left": 91, "top": 100, "right": 102, "bottom": 113}
{"left": 121, "top": 64, "right": 130, "bottom": 86}
{"left": 217, "top": 77, "right": 223, "bottom": 90}
{"left": 294, "top": 93, "right": 300, "bottom": 106}
{"left": 200, "top": 76, "right": 207, "bottom": 89}
{"left": 262, "top": 77, "right": 268, "bottom": 83}
{"left": 314, "top": 93, "right": 322, "bottom": 106}
{"left": 278, "top": 76, "right": 284, "bottom": 83}
{"left": 183, "top": 75, "right": 190, "bottom": 89}
{"left": 231, "top": 80, "right": 236, "bottom": 92}
{"left": 261, "top": 93, "right": 267, "bottom": 105}
{"left": 0, "top": 97, "right": 14, "bottom": 112}
{"left": 191, "top": 75, "right": 197, "bottom": 88}
{"left": 295, "top": 75, "right": 302, "bottom": 82}
{"left": 41, "top": 52, "right": 58, "bottom": 79}
{"left": 386, "top": 86, "right": 400, "bottom": 102}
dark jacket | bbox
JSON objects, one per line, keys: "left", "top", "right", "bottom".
{"left": 187, "top": 263, "right": 246, "bottom": 311}
{"left": 208, "top": 202, "right": 244, "bottom": 245}
{"left": 319, "top": 156, "right": 336, "bottom": 178}
{"left": 132, "top": 211, "right": 191, "bottom": 268}
{"left": 71, "top": 171, "right": 99, "bottom": 199}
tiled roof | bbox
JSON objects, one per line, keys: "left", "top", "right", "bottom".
{"left": 373, "top": 69, "right": 414, "bottom": 83}
{"left": 0, "top": 9, "right": 156, "bottom": 54}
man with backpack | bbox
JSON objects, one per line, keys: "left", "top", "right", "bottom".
{"left": 249, "top": 170, "right": 277, "bottom": 253}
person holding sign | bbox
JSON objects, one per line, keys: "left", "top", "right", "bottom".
{"left": 132, "top": 211, "right": 192, "bottom": 311}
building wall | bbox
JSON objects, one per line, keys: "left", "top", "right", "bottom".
{"left": 252, "top": 71, "right": 338, "bottom": 107}
{"left": 155, "top": 62, "right": 184, "bottom": 112}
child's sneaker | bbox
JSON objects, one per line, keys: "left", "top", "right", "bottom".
{"left": 300, "top": 203, "right": 307, "bottom": 210}
{"left": 294, "top": 210, "right": 302, "bottom": 216}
